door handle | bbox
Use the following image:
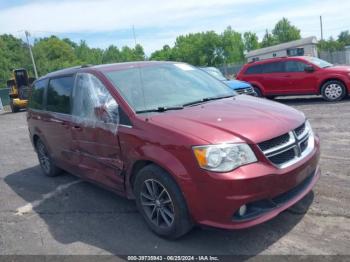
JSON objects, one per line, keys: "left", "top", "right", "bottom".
{"left": 60, "top": 121, "right": 69, "bottom": 129}
{"left": 72, "top": 125, "right": 82, "bottom": 131}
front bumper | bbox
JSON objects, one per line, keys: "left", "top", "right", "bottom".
{"left": 186, "top": 136, "right": 320, "bottom": 229}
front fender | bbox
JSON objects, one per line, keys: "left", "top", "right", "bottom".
{"left": 318, "top": 74, "right": 350, "bottom": 92}
{"left": 124, "top": 143, "right": 203, "bottom": 221}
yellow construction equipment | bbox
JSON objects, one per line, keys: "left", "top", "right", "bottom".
{"left": 8, "top": 68, "right": 35, "bottom": 113}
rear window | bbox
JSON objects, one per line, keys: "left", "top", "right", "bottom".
{"left": 46, "top": 76, "right": 74, "bottom": 114}
{"left": 29, "top": 79, "right": 47, "bottom": 110}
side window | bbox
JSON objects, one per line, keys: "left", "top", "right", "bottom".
{"left": 29, "top": 79, "right": 47, "bottom": 110}
{"left": 47, "top": 76, "right": 74, "bottom": 114}
{"left": 287, "top": 48, "right": 304, "bottom": 56}
{"left": 245, "top": 64, "right": 263, "bottom": 74}
{"left": 285, "top": 61, "right": 308, "bottom": 72}
{"left": 261, "top": 62, "right": 284, "bottom": 73}
{"left": 72, "top": 73, "right": 119, "bottom": 125}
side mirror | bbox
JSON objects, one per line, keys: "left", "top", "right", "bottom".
{"left": 304, "top": 65, "right": 315, "bottom": 73}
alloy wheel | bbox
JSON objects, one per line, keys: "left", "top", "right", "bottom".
{"left": 140, "top": 179, "right": 175, "bottom": 228}
{"left": 37, "top": 142, "right": 51, "bottom": 174}
{"left": 324, "top": 83, "right": 343, "bottom": 100}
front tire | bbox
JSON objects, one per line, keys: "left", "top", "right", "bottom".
{"left": 134, "top": 165, "right": 193, "bottom": 239}
{"left": 321, "top": 80, "right": 346, "bottom": 102}
{"left": 252, "top": 86, "right": 263, "bottom": 97}
{"left": 35, "top": 139, "right": 62, "bottom": 177}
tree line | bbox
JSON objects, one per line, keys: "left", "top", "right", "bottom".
{"left": 0, "top": 35, "right": 145, "bottom": 87}
{"left": 1, "top": 17, "right": 349, "bottom": 88}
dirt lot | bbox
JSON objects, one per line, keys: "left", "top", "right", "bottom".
{"left": 0, "top": 96, "right": 349, "bottom": 257}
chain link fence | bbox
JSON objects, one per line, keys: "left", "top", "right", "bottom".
{"left": 219, "top": 64, "right": 244, "bottom": 78}
{"left": 0, "top": 88, "right": 10, "bottom": 106}
{"left": 319, "top": 49, "right": 350, "bottom": 65}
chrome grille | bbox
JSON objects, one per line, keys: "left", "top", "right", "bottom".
{"left": 295, "top": 123, "right": 306, "bottom": 138}
{"left": 235, "top": 87, "right": 254, "bottom": 95}
{"left": 258, "top": 133, "right": 290, "bottom": 152}
{"left": 258, "top": 122, "right": 314, "bottom": 168}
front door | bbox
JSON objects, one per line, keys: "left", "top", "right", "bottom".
{"left": 283, "top": 60, "right": 317, "bottom": 94}
{"left": 71, "top": 72, "right": 124, "bottom": 192}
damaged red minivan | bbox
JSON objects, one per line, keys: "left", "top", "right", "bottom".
{"left": 27, "top": 62, "right": 320, "bottom": 238}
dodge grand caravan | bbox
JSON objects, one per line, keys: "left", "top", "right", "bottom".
{"left": 27, "top": 62, "right": 320, "bottom": 238}
{"left": 237, "top": 56, "right": 350, "bottom": 101}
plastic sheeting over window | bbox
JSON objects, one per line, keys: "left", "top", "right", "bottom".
{"left": 72, "top": 73, "right": 119, "bottom": 134}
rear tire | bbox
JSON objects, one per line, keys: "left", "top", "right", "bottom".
{"left": 35, "top": 139, "right": 62, "bottom": 177}
{"left": 134, "top": 164, "right": 193, "bottom": 239}
{"left": 321, "top": 80, "right": 346, "bottom": 102}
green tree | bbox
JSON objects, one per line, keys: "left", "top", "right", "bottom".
{"left": 102, "top": 45, "right": 121, "bottom": 63}
{"left": 75, "top": 40, "right": 103, "bottom": 64}
{"left": 261, "top": 29, "right": 277, "bottom": 48}
{"left": 133, "top": 44, "right": 145, "bottom": 61}
{"left": 243, "top": 32, "right": 259, "bottom": 52}
{"left": 338, "top": 31, "right": 350, "bottom": 46}
{"left": 272, "top": 18, "right": 301, "bottom": 44}
{"left": 150, "top": 45, "right": 173, "bottom": 61}
{"left": 318, "top": 37, "right": 345, "bottom": 51}
{"left": 33, "top": 36, "right": 79, "bottom": 76}
{"left": 0, "top": 34, "right": 31, "bottom": 87}
{"left": 221, "top": 26, "right": 245, "bottom": 64}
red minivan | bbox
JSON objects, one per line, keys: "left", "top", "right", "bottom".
{"left": 27, "top": 62, "right": 320, "bottom": 238}
{"left": 237, "top": 56, "right": 350, "bottom": 101}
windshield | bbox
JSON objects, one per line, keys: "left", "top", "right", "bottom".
{"left": 305, "top": 57, "right": 333, "bottom": 68}
{"left": 105, "top": 63, "right": 235, "bottom": 112}
{"left": 202, "top": 67, "right": 226, "bottom": 81}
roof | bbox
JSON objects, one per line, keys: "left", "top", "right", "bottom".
{"left": 246, "top": 36, "right": 318, "bottom": 58}
{"left": 247, "top": 56, "right": 311, "bottom": 65}
{"left": 38, "top": 61, "right": 172, "bottom": 80}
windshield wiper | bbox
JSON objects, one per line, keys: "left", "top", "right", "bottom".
{"left": 183, "top": 94, "right": 235, "bottom": 107}
{"left": 136, "top": 106, "right": 184, "bottom": 114}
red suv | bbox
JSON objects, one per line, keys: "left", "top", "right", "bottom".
{"left": 27, "top": 62, "right": 320, "bottom": 238}
{"left": 237, "top": 56, "right": 350, "bottom": 101}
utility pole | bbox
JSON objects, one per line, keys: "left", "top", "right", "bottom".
{"left": 320, "top": 16, "right": 324, "bottom": 41}
{"left": 132, "top": 25, "right": 137, "bottom": 46}
{"left": 25, "top": 31, "right": 38, "bottom": 79}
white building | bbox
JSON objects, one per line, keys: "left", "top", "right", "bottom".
{"left": 246, "top": 36, "right": 318, "bottom": 62}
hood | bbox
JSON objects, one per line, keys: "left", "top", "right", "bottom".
{"left": 223, "top": 79, "right": 251, "bottom": 90}
{"left": 149, "top": 96, "right": 305, "bottom": 145}
{"left": 323, "top": 65, "right": 350, "bottom": 72}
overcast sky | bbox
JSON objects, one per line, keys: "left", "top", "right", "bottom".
{"left": 0, "top": 0, "right": 349, "bottom": 55}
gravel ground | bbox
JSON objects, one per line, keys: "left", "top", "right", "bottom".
{"left": 0, "top": 96, "right": 349, "bottom": 258}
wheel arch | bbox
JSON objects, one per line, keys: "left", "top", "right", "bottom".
{"left": 319, "top": 78, "right": 348, "bottom": 95}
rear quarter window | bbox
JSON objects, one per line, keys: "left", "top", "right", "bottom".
{"left": 46, "top": 76, "right": 74, "bottom": 114}
{"left": 28, "top": 79, "right": 48, "bottom": 110}
{"left": 245, "top": 64, "right": 263, "bottom": 75}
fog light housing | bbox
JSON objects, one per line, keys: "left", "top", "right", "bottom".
{"left": 238, "top": 205, "right": 247, "bottom": 216}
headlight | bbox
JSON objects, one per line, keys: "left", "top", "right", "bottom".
{"left": 305, "top": 120, "right": 315, "bottom": 147}
{"left": 193, "top": 143, "right": 257, "bottom": 172}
